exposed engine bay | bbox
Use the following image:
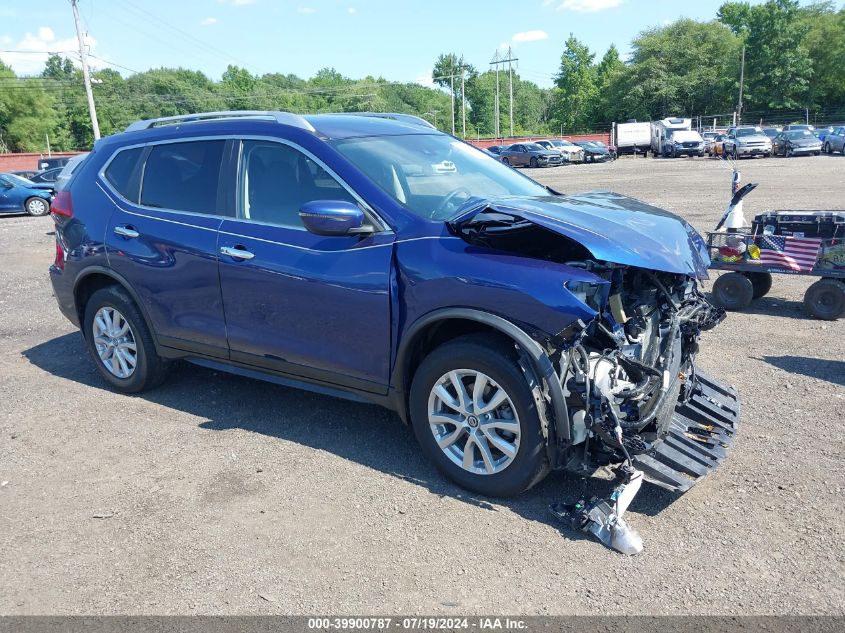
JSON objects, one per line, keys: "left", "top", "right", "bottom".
{"left": 453, "top": 207, "right": 741, "bottom": 554}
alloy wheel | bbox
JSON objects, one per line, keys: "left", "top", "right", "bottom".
{"left": 27, "top": 198, "right": 49, "bottom": 216}
{"left": 92, "top": 306, "right": 138, "bottom": 378}
{"left": 427, "top": 369, "right": 520, "bottom": 475}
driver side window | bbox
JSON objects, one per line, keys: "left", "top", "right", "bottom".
{"left": 240, "top": 140, "right": 356, "bottom": 228}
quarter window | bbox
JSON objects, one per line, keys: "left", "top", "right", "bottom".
{"left": 140, "top": 140, "right": 226, "bottom": 214}
{"left": 104, "top": 147, "right": 144, "bottom": 202}
{"left": 240, "top": 140, "right": 356, "bottom": 228}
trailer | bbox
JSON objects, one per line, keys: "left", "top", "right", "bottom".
{"left": 612, "top": 121, "right": 651, "bottom": 156}
{"left": 707, "top": 188, "right": 845, "bottom": 320}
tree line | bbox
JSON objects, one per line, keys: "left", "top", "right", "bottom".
{"left": 0, "top": 0, "right": 843, "bottom": 153}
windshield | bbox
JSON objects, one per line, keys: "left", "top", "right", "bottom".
{"left": 736, "top": 128, "right": 762, "bottom": 137}
{"left": 762, "top": 128, "right": 779, "bottom": 138}
{"left": 331, "top": 134, "right": 549, "bottom": 220}
{"left": 4, "top": 174, "right": 35, "bottom": 187}
{"left": 785, "top": 130, "right": 814, "bottom": 140}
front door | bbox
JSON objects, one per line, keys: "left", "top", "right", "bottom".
{"left": 217, "top": 139, "right": 394, "bottom": 393}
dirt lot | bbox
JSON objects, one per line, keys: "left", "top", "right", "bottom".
{"left": 1, "top": 155, "right": 843, "bottom": 615}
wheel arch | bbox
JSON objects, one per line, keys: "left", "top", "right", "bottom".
{"left": 391, "top": 308, "right": 570, "bottom": 443}
{"left": 73, "top": 267, "right": 161, "bottom": 350}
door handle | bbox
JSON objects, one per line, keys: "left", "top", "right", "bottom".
{"left": 220, "top": 245, "right": 255, "bottom": 261}
{"left": 113, "top": 225, "right": 140, "bottom": 239}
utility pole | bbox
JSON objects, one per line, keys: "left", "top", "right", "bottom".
{"left": 71, "top": 0, "right": 100, "bottom": 140}
{"left": 460, "top": 56, "right": 466, "bottom": 138}
{"left": 490, "top": 50, "right": 500, "bottom": 138}
{"left": 495, "top": 47, "right": 518, "bottom": 138}
{"left": 450, "top": 72, "right": 455, "bottom": 136}
{"left": 737, "top": 45, "right": 745, "bottom": 126}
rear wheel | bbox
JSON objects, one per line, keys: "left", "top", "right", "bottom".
{"left": 712, "top": 272, "right": 754, "bottom": 311}
{"left": 529, "top": 156, "right": 538, "bottom": 168}
{"left": 83, "top": 286, "right": 170, "bottom": 392}
{"left": 804, "top": 279, "right": 845, "bottom": 320}
{"left": 409, "top": 334, "right": 549, "bottom": 497}
{"left": 501, "top": 157, "right": 510, "bottom": 166}
{"left": 25, "top": 197, "right": 50, "bottom": 216}
{"left": 824, "top": 142, "right": 831, "bottom": 154}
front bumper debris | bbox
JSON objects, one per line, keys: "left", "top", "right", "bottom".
{"left": 631, "top": 371, "right": 741, "bottom": 493}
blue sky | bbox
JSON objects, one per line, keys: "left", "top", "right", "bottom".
{"left": 0, "top": 0, "right": 838, "bottom": 87}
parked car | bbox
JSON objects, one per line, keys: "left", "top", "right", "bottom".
{"left": 37, "top": 156, "right": 72, "bottom": 171}
{"left": 48, "top": 110, "right": 734, "bottom": 499}
{"left": 485, "top": 145, "right": 507, "bottom": 156}
{"left": 823, "top": 126, "right": 845, "bottom": 154}
{"left": 10, "top": 170, "right": 38, "bottom": 179}
{"left": 53, "top": 153, "right": 90, "bottom": 191}
{"left": 573, "top": 141, "right": 614, "bottom": 162}
{"left": 0, "top": 173, "right": 53, "bottom": 216}
{"left": 535, "top": 139, "right": 585, "bottom": 163}
{"left": 30, "top": 167, "right": 63, "bottom": 185}
{"left": 772, "top": 129, "right": 823, "bottom": 157}
{"left": 498, "top": 143, "right": 562, "bottom": 168}
{"left": 782, "top": 124, "right": 815, "bottom": 132}
{"left": 657, "top": 130, "right": 705, "bottom": 158}
{"left": 723, "top": 126, "right": 772, "bottom": 159}
{"left": 815, "top": 126, "right": 834, "bottom": 142}
{"left": 760, "top": 127, "right": 781, "bottom": 139}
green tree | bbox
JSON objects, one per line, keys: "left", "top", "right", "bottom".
{"left": 0, "top": 62, "right": 60, "bottom": 152}
{"left": 717, "top": 0, "right": 813, "bottom": 111}
{"left": 592, "top": 44, "right": 626, "bottom": 125}
{"left": 552, "top": 35, "right": 597, "bottom": 133}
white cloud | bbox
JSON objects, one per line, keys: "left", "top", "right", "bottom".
{"left": 550, "top": 0, "right": 623, "bottom": 13}
{"left": 348, "top": 7, "right": 358, "bottom": 14}
{"left": 512, "top": 30, "right": 549, "bottom": 43}
{"left": 415, "top": 71, "right": 434, "bottom": 87}
{"left": 200, "top": 17, "right": 218, "bottom": 26}
{"left": 0, "top": 26, "right": 98, "bottom": 76}
{"left": 297, "top": 7, "right": 317, "bottom": 14}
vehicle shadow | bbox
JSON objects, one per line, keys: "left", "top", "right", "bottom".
{"left": 761, "top": 354, "right": 845, "bottom": 387}
{"left": 704, "top": 292, "right": 808, "bottom": 319}
{"left": 23, "top": 332, "right": 682, "bottom": 538}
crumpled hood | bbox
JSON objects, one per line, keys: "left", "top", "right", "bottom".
{"left": 453, "top": 192, "right": 711, "bottom": 279}
{"left": 789, "top": 137, "right": 821, "bottom": 147}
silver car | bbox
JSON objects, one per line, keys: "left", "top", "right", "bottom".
{"left": 723, "top": 126, "right": 772, "bottom": 159}
{"left": 823, "top": 126, "right": 845, "bottom": 154}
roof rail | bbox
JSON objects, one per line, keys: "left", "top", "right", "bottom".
{"left": 333, "top": 112, "right": 436, "bottom": 129}
{"left": 124, "top": 110, "right": 316, "bottom": 133}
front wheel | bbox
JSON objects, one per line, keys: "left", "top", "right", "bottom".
{"left": 824, "top": 142, "right": 831, "bottom": 154}
{"left": 712, "top": 272, "right": 754, "bottom": 311}
{"left": 25, "top": 196, "right": 50, "bottom": 216}
{"left": 804, "top": 279, "right": 845, "bottom": 320}
{"left": 409, "top": 335, "right": 549, "bottom": 497}
{"left": 744, "top": 271, "right": 773, "bottom": 299}
{"left": 529, "top": 156, "right": 538, "bottom": 168}
{"left": 501, "top": 157, "right": 510, "bottom": 166}
{"left": 83, "top": 286, "right": 170, "bottom": 392}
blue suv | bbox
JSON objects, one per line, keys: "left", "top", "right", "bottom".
{"left": 50, "top": 110, "right": 739, "bottom": 498}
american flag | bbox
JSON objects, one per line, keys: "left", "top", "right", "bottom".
{"left": 758, "top": 235, "right": 823, "bottom": 272}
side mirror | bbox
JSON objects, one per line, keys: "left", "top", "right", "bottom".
{"left": 2, "top": 182, "right": 14, "bottom": 189}
{"left": 299, "top": 200, "right": 371, "bottom": 237}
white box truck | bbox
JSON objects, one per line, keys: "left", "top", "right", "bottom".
{"left": 612, "top": 121, "right": 651, "bottom": 156}
{"left": 650, "top": 117, "right": 705, "bottom": 158}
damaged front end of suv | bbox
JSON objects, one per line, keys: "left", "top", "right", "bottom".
{"left": 446, "top": 192, "right": 741, "bottom": 554}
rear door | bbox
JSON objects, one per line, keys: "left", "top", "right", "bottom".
{"left": 217, "top": 138, "right": 394, "bottom": 393}
{"left": 102, "top": 139, "right": 231, "bottom": 358}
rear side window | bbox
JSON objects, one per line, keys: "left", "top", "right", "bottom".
{"left": 141, "top": 140, "right": 225, "bottom": 214}
{"left": 104, "top": 148, "right": 144, "bottom": 202}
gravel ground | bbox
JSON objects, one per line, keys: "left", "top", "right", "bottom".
{"left": 0, "top": 154, "right": 843, "bottom": 615}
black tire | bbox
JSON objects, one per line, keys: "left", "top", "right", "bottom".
{"left": 529, "top": 156, "right": 538, "bottom": 168}
{"left": 409, "top": 334, "right": 549, "bottom": 497}
{"left": 803, "top": 279, "right": 845, "bottom": 320}
{"left": 83, "top": 286, "right": 170, "bottom": 392}
{"left": 744, "top": 271, "right": 773, "bottom": 299}
{"left": 824, "top": 142, "right": 831, "bottom": 154}
{"left": 814, "top": 151, "right": 821, "bottom": 156}
{"left": 732, "top": 147, "right": 739, "bottom": 160}
{"left": 786, "top": 147, "right": 793, "bottom": 158}
{"left": 25, "top": 196, "right": 50, "bottom": 216}
{"left": 501, "top": 157, "right": 510, "bottom": 165}
{"left": 712, "top": 272, "right": 754, "bottom": 311}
